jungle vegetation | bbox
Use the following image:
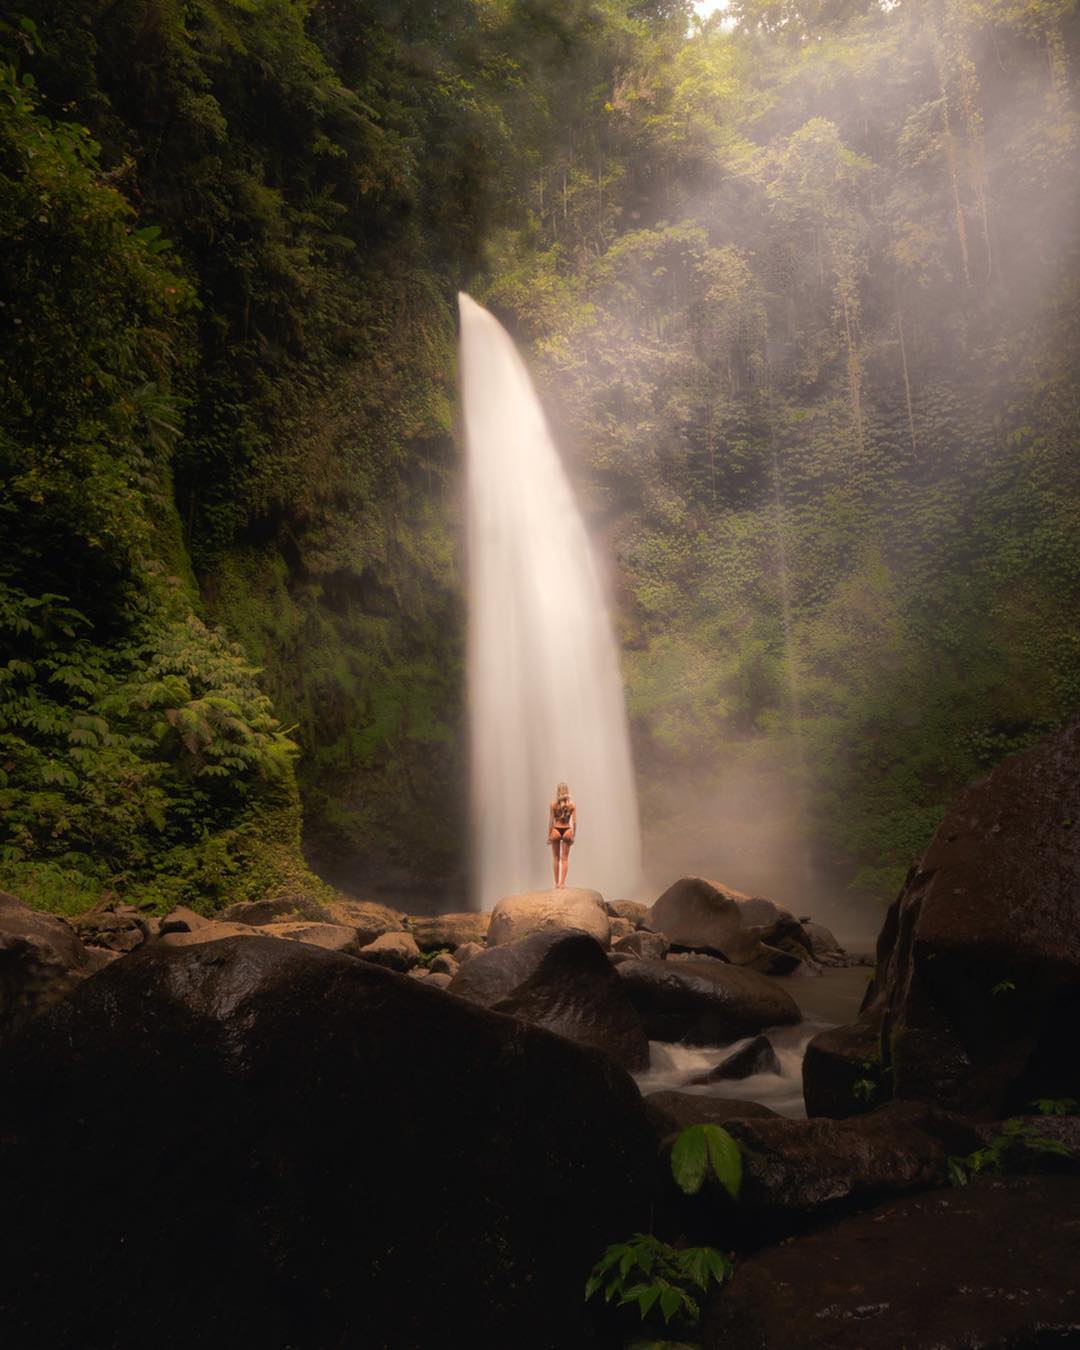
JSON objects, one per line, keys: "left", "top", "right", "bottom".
{"left": 2, "top": 0, "right": 1078, "bottom": 914}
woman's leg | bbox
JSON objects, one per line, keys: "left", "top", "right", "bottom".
{"left": 551, "top": 840, "right": 560, "bottom": 887}
{"left": 558, "top": 839, "right": 570, "bottom": 888}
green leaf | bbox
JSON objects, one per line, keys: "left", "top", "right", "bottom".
{"left": 704, "top": 1124, "right": 742, "bottom": 1200}
{"left": 671, "top": 1124, "right": 708, "bottom": 1195}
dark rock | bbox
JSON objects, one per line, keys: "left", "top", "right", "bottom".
{"left": 71, "top": 897, "right": 151, "bottom": 953}
{"left": 253, "top": 921, "right": 360, "bottom": 956}
{"left": 487, "top": 887, "right": 610, "bottom": 948}
{"left": 407, "top": 912, "right": 488, "bottom": 951}
{"left": 424, "top": 971, "right": 452, "bottom": 990}
{"left": 687, "top": 1035, "right": 780, "bottom": 1085}
{"left": 0, "top": 937, "right": 656, "bottom": 1350}
{"left": 744, "top": 943, "right": 805, "bottom": 976}
{"left": 643, "top": 1091, "right": 781, "bottom": 1139}
{"left": 223, "top": 894, "right": 333, "bottom": 926}
{"left": 605, "top": 900, "right": 650, "bottom": 927}
{"left": 356, "top": 930, "right": 419, "bottom": 971}
{"left": 0, "top": 892, "right": 105, "bottom": 1043}
{"left": 616, "top": 958, "right": 801, "bottom": 1045}
{"left": 429, "top": 951, "right": 458, "bottom": 978}
{"left": 802, "top": 1016, "right": 884, "bottom": 1118}
{"left": 718, "top": 1102, "right": 978, "bottom": 1242}
{"left": 324, "top": 900, "right": 404, "bottom": 946}
{"left": 613, "top": 929, "right": 669, "bottom": 961}
{"left": 448, "top": 929, "right": 649, "bottom": 1072}
{"left": 608, "top": 917, "right": 636, "bottom": 943}
{"left": 703, "top": 1176, "right": 1080, "bottom": 1348}
{"left": 802, "top": 921, "right": 842, "bottom": 958}
{"left": 453, "top": 940, "right": 485, "bottom": 967}
{"left": 806, "top": 719, "right": 1080, "bottom": 1118}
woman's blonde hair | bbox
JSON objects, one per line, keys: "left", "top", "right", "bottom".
{"left": 554, "top": 782, "right": 571, "bottom": 819}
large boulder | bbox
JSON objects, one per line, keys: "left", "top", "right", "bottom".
{"left": 804, "top": 719, "right": 1080, "bottom": 1118}
{"left": 487, "top": 887, "right": 610, "bottom": 949}
{"left": 407, "top": 912, "right": 488, "bottom": 951}
{"left": 646, "top": 876, "right": 800, "bottom": 965}
{"left": 703, "top": 1176, "right": 1080, "bottom": 1348}
{"left": 448, "top": 929, "right": 649, "bottom": 1071}
{"left": 801, "top": 1017, "right": 884, "bottom": 1118}
{"left": 616, "top": 958, "right": 801, "bottom": 1045}
{"left": 717, "top": 1102, "right": 976, "bottom": 1242}
{"left": 0, "top": 937, "right": 656, "bottom": 1349}
{"left": 1, "top": 892, "right": 113, "bottom": 1043}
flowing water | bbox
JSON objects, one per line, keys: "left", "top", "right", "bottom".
{"left": 458, "top": 293, "right": 642, "bottom": 909}
{"left": 633, "top": 966, "right": 872, "bottom": 1118}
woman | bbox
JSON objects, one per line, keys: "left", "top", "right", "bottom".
{"left": 547, "top": 781, "right": 577, "bottom": 889}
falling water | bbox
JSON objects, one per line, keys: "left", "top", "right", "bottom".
{"left": 458, "top": 292, "right": 642, "bottom": 909}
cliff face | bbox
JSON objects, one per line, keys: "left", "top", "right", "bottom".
{"left": 3, "top": 1, "right": 1079, "bottom": 914}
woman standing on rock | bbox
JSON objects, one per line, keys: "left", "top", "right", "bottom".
{"left": 548, "top": 782, "right": 576, "bottom": 889}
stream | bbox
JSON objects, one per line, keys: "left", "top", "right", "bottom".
{"left": 633, "top": 965, "right": 872, "bottom": 1118}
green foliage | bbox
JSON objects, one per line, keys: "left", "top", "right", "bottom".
{"left": 1031, "top": 1098, "right": 1080, "bottom": 1117}
{"left": 585, "top": 1233, "right": 731, "bottom": 1330}
{"left": 947, "top": 1118, "right": 1076, "bottom": 1187}
{"left": 586, "top": 1124, "right": 739, "bottom": 1337}
{"left": 670, "top": 1122, "right": 743, "bottom": 1200}
{"left": 0, "top": 582, "right": 298, "bottom": 912}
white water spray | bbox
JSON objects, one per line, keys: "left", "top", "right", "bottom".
{"left": 458, "top": 293, "right": 642, "bottom": 909}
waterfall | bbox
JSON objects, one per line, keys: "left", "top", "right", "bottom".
{"left": 458, "top": 292, "right": 642, "bottom": 909}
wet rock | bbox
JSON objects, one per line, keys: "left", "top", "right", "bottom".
{"left": 0, "top": 892, "right": 106, "bottom": 1043}
{"left": 643, "top": 1091, "right": 781, "bottom": 1138}
{"left": 357, "top": 930, "right": 419, "bottom": 971}
{"left": 616, "top": 959, "right": 801, "bottom": 1045}
{"left": 718, "top": 1102, "right": 974, "bottom": 1241}
{"left": 808, "top": 718, "right": 1080, "bottom": 1118}
{"left": 702, "top": 1176, "right": 1080, "bottom": 1349}
{"left": 254, "top": 921, "right": 359, "bottom": 956}
{"left": 407, "top": 912, "right": 488, "bottom": 951}
{"left": 429, "top": 951, "right": 458, "bottom": 978}
{"left": 448, "top": 929, "right": 649, "bottom": 1071}
{"left": 802, "top": 1017, "right": 884, "bottom": 1119}
{"left": 744, "top": 943, "right": 805, "bottom": 976}
{"left": 325, "top": 899, "right": 405, "bottom": 946}
{"left": 453, "top": 941, "right": 484, "bottom": 967}
{"left": 605, "top": 900, "right": 650, "bottom": 927}
{"left": 0, "top": 937, "right": 656, "bottom": 1350}
{"left": 487, "top": 887, "right": 610, "bottom": 949}
{"left": 687, "top": 1035, "right": 780, "bottom": 1085}
{"left": 613, "top": 930, "right": 669, "bottom": 961}
{"left": 223, "top": 894, "right": 333, "bottom": 926}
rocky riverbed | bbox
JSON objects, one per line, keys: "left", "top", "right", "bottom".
{"left": 1, "top": 720, "right": 1078, "bottom": 1348}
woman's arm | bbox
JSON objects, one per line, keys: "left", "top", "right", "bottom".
{"left": 568, "top": 804, "right": 576, "bottom": 841}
